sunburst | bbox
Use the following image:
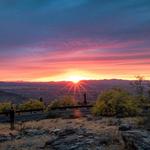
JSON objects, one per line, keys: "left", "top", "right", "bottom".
{"left": 68, "top": 75, "right": 84, "bottom": 84}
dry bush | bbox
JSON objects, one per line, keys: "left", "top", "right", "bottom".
{"left": 92, "top": 88, "right": 140, "bottom": 117}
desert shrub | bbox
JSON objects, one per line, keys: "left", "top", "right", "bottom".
{"left": 19, "top": 99, "right": 45, "bottom": 111}
{"left": 92, "top": 88, "right": 139, "bottom": 117}
{"left": 47, "top": 95, "right": 76, "bottom": 110}
{"left": 0, "top": 102, "right": 11, "bottom": 113}
{"left": 60, "top": 95, "right": 77, "bottom": 106}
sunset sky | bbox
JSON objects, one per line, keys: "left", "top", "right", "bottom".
{"left": 0, "top": 0, "right": 150, "bottom": 81}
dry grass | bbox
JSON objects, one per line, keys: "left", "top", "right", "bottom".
{"left": 0, "top": 116, "right": 141, "bottom": 150}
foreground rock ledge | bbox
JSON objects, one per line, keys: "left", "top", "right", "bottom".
{"left": 44, "top": 127, "right": 121, "bottom": 150}
{"left": 121, "top": 130, "right": 150, "bottom": 150}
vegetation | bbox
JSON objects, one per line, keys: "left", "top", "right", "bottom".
{"left": 131, "top": 76, "right": 150, "bottom": 104}
{"left": 131, "top": 76, "right": 145, "bottom": 97}
{"left": 0, "top": 96, "right": 76, "bottom": 113}
{"left": 47, "top": 95, "right": 76, "bottom": 110}
{"left": 0, "top": 102, "right": 11, "bottom": 113}
{"left": 18, "top": 99, "right": 45, "bottom": 111}
{"left": 46, "top": 95, "right": 77, "bottom": 118}
{"left": 92, "top": 88, "right": 139, "bottom": 117}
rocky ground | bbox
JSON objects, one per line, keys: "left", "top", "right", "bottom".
{"left": 0, "top": 114, "right": 150, "bottom": 150}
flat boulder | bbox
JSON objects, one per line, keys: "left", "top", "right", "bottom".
{"left": 122, "top": 130, "right": 150, "bottom": 150}
{"left": 45, "top": 127, "right": 117, "bottom": 150}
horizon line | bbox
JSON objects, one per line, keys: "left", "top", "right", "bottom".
{"left": 0, "top": 78, "right": 149, "bottom": 83}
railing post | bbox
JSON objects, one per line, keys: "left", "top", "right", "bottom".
{"left": 83, "top": 92, "right": 87, "bottom": 105}
{"left": 10, "top": 107, "right": 15, "bottom": 130}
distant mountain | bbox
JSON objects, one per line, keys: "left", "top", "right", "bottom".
{"left": 0, "top": 79, "right": 149, "bottom": 104}
{"left": 0, "top": 90, "right": 27, "bottom": 103}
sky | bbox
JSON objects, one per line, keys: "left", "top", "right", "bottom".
{"left": 0, "top": 0, "right": 150, "bottom": 81}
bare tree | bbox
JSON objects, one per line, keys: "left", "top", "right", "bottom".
{"left": 147, "top": 81, "right": 150, "bottom": 100}
{"left": 130, "top": 76, "right": 145, "bottom": 98}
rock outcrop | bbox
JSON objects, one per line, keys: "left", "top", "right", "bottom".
{"left": 121, "top": 130, "right": 150, "bottom": 150}
{"left": 45, "top": 127, "right": 120, "bottom": 150}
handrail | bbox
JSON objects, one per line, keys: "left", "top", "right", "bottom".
{"left": 0, "top": 108, "right": 44, "bottom": 115}
{"left": 51, "top": 105, "right": 93, "bottom": 110}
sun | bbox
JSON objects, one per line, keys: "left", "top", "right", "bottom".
{"left": 68, "top": 76, "right": 83, "bottom": 83}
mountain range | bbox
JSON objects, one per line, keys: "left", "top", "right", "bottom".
{"left": 0, "top": 79, "right": 148, "bottom": 104}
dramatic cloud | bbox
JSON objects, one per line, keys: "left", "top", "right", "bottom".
{"left": 0, "top": 0, "right": 150, "bottom": 81}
